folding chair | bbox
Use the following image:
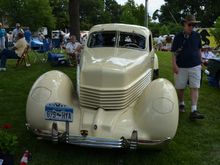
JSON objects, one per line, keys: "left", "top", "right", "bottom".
{"left": 16, "top": 45, "right": 31, "bottom": 67}
{"left": 67, "top": 52, "right": 77, "bottom": 66}
{"left": 31, "top": 38, "right": 52, "bottom": 63}
{"left": 36, "top": 39, "right": 52, "bottom": 63}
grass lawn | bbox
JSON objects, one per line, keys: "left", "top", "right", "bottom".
{"left": 0, "top": 51, "right": 220, "bottom": 165}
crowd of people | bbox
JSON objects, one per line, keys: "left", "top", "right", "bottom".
{"left": 0, "top": 23, "right": 31, "bottom": 71}
{"left": 155, "top": 34, "right": 174, "bottom": 51}
{"left": 0, "top": 22, "right": 86, "bottom": 71}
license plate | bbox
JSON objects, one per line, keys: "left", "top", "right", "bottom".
{"left": 45, "top": 103, "right": 73, "bottom": 122}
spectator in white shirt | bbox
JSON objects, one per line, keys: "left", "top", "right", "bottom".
{"left": 201, "top": 45, "right": 216, "bottom": 66}
{"left": 66, "top": 35, "right": 82, "bottom": 66}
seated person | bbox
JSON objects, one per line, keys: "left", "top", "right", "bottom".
{"left": 201, "top": 45, "right": 216, "bottom": 66}
{"left": 0, "top": 32, "right": 29, "bottom": 71}
{"left": 94, "top": 33, "right": 104, "bottom": 47}
{"left": 65, "top": 35, "right": 82, "bottom": 65}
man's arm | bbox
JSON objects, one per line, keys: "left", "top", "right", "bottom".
{"left": 172, "top": 54, "right": 179, "bottom": 74}
{"left": 12, "top": 29, "right": 15, "bottom": 39}
{"left": 171, "top": 35, "right": 179, "bottom": 74}
{"left": 199, "top": 49, "right": 204, "bottom": 64}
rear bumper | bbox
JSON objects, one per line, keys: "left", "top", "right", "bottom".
{"left": 26, "top": 123, "right": 171, "bottom": 149}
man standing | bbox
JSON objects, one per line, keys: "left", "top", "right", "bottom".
{"left": 171, "top": 15, "right": 204, "bottom": 120}
{"left": 12, "top": 23, "right": 24, "bottom": 42}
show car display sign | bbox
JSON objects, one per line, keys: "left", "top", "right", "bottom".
{"left": 196, "top": 28, "right": 217, "bottom": 48}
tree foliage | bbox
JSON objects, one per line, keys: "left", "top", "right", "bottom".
{"left": 79, "top": 0, "right": 104, "bottom": 30}
{"left": 211, "top": 16, "right": 220, "bottom": 47}
{"left": 104, "top": 0, "right": 121, "bottom": 23}
{"left": 153, "top": 0, "right": 220, "bottom": 27}
{"left": 0, "top": 0, "right": 217, "bottom": 40}
{"left": 120, "top": 0, "right": 145, "bottom": 26}
{"left": 0, "top": 0, "right": 56, "bottom": 31}
{"left": 49, "top": 0, "right": 69, "bottom": 30}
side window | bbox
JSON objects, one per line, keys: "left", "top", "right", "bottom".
{"left": 149, "top": 35, "right": 152, "bottom": 52}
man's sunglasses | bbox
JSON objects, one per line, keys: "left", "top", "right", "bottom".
{"left": 187, "top": 23, "right": 195, "bottom": 27}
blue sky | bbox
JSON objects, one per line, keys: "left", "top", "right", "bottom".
{"left": 116, "top": 0, "right": 165, "bottom": 16}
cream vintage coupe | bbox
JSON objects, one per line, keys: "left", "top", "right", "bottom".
{"left": 26, "top": 24, "right": 179, "bottom": 149}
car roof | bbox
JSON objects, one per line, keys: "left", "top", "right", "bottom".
{"left": 89, "top": 23, "right": 151, "bottom": 37}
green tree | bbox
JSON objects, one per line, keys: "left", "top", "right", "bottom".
{"left": 104, "top": 0, "right": 121, "bottom": 23}
{"left": 154, "top": 0, "right": 220, "bottom": 27}
{"left": 80, "top": 0, "right": 104, "bottom": 30}
{"left": 167, "top": 22, "right": 182, "bottom": 34}
{"left": 159, "top": 25, "right": 170, "bottom": 35}
{"left": 134, "top": 4, "right": 145, "bottom": 26}
{"left": 149, "top": 22, "right": 161, "bottom": 37}
{"left": 49, "top": 0, "right": 69, "bottom": 30}
{"left": 0, "top": 0, "right": 55, "bottom": 31}
{"left": 120, "top": 0, "right": 144, "bottom": 25}
{"left": 211, "top": 16, "right": 220, "bottom": 47}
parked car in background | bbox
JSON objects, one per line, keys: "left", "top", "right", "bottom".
{"left": 26, "top": 24, "right": 179, "bottom": 149}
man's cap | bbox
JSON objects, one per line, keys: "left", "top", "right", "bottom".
{"left": 183, "top": 15, "right": 200, "bottom": 24}
{"left": 16, "top": 23, "right": 20, "bottom": 27}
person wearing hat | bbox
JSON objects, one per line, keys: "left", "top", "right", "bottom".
{"left": 0, "top": 22, "right": 7, "bottom": 50}
{"left": 171, "top": 14, "right": 204, "bottom": 120}
{"left": 12, "top": 23, "right": 24, "bottom": 42}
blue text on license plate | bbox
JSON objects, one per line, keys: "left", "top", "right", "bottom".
{"left": 45, "top": 103, "right": 73, "bottom": 122}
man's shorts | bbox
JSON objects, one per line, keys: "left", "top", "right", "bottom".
{"left": 174, "top": 65, "right": 201, "bottom": 89}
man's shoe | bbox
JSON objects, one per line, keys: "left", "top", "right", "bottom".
{"left": 179, "top": 104, "right": 185, "bottom": 112}
{"left": 26, "top": 63, "right": 31, "bottom": 67}
{"left": 0, "top": 68, "right": 6, "bottom": 71}
{"left": 189, "top": 111, "right": 205, "bottom": 120}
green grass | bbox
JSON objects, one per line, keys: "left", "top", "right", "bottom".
{"left": 0, "top": 51, "right": 220, "bottom": 165}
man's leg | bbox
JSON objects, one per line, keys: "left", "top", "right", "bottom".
{"left": 190, "top": 88, "right": 199, "bottom": 112}
{"left": 68, "top": 53, "right": 76, "bottom": 66}
{"left": 177, "top": 89, "right": 185, "bottom": 112}
{"left": 0, "top": 49, "right": 7, "bottom": 68}
{"left": 175, "top": 68, "right": 188, "bottom": 112}
{"left": 189, "top": 66, "right": 204, "bottom": 120}
{"left": 0, "top": 49, "right": 18, "bottom": 68}
{"left": 177, "top": 89, "right": 185, "bottom": 103}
